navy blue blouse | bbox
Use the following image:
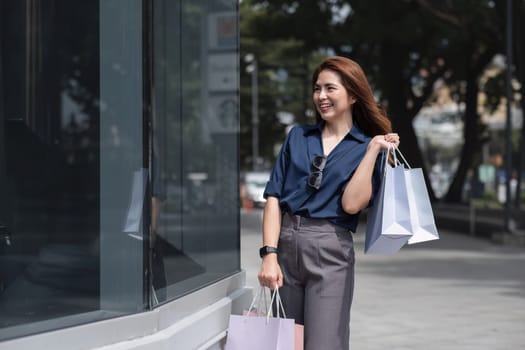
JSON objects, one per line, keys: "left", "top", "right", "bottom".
{"left": 263, "top": 122, "right": 382, "bottom": 231}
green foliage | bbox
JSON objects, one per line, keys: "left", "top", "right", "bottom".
{"left": 240, "top": 1, "right": 333, "bottom": 169}
{"left": 471, "top": 196, "right": 503, "bottom": 210}
{"left": 240, "top": 0, "right": 514, "bottom": 202}
{"left": 482, "top": 69, "right": 522, "bottom": 115}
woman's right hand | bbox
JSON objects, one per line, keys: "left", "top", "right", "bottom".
{"left": 257, "top": 254, "right": 283, "bottom": 289}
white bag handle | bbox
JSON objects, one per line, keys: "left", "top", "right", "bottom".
{"left": 393, "top": 145, "right": 412, "bottom": 169}
{"left": 266, "top": 287, "right": 287, "bottom": 323}
{"left": 247, "top": 286, "right": 269, "bottom": 316}
{"left": 380, "top": 144, "right": 411, "bottom": 170}
{"left": 379, "top": 143, "right": 398, "bottom": 176}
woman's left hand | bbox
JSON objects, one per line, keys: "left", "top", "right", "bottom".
{"left": 368, "top": 133, "right": 400, "bottom": 151}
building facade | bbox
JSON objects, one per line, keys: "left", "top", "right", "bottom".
{"left": 0, "top": 1, "right": 249, "bottom": 349}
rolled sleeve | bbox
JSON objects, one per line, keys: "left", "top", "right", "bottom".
{"left": 263, "top": 128, "right": 293, "bottom": 199}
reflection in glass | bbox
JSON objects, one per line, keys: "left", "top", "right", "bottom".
{"left": 0, "top": 0, "right": 145, "bottom": 340}
{"left": 0, "top": 2, "right": 101, "bottom": 335}
{"left": 0, "top": 0, "right": 241, "bottom": 341}
{"left": 152, "top": 0, "right": 240, "bottom": 303}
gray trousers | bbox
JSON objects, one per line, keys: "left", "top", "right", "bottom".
{"left": 278, "top": 213, "right": 355, "bottom": 350}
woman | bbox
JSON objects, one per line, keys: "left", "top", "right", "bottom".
{"left": 258, "top": 56, "right": 399, "bottom": 349}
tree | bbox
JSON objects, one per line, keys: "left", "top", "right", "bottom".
{"left": 515, "top": 0, "right": 525, "bottom": 207}
{"left": 240, "top": 1, "right": 327, "bottom": 169}
{"left": 339, "top": 0, "right": 453, "bottom": 200}
{"left": 240, "top": 0, "right": 511, "bottom": 204}
{"left": 412, "top": 0, "right": 506, "bottom": 202}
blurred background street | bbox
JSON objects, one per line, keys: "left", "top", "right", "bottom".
{"left": 239, "top": 3, "right": 525, "bottom": 346}
{"left": 241, "top": 208, "right": 525, "bottom": 350}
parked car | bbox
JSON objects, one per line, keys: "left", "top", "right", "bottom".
{"left": 241, "top": 171, "right": 271, "bottom": 208}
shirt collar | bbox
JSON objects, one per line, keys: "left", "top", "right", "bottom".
{"left": 303, "top": 121, "right": 368, "bottom": 143}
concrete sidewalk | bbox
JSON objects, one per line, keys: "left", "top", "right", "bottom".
{"left": 241, "top": 209, "right": 525, "bottom": 350}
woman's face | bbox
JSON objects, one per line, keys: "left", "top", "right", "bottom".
{"left": 313, "top": 69, "right": 355, "bottom": 122}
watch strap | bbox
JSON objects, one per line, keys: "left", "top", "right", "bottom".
{"left": 259, "top": 245, "right": 278, "bottom": 258}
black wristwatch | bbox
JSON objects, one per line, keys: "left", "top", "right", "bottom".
{"left": 259, "top": 245, "right": 278, "bottom": 258}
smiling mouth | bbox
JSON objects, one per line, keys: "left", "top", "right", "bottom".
{"left": 319, "top": 103, "right": 333, "bottom": 111}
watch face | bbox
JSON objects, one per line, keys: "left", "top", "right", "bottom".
{"left": 259, "top": 247, "right": 267, "bottom": 257}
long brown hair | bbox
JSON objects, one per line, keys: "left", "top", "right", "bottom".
{"left": 311, "top": 56, "right": 392, "bottom": 136}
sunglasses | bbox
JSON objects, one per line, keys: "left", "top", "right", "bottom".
{"left": 307, "top": 155, "right": 327, "bottom": 190}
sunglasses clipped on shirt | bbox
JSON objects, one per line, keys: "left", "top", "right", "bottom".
{"left": 307, "top": 155, "right": 327, "bottom": 190}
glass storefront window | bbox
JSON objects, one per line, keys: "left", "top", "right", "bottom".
{"left": 151, "top": 0, "right": 240, "bottom": 303}
{"left": 0, "top": 0, "right": 240, "bottom": 342}
{"left": 0, "top": 0, "right": 146, "bottom": 340}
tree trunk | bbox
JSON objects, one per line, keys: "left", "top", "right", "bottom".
{"left": 381, "top": 43, "right": 437, "bottom": 201}
{"left": 514, "top": 0, "right": 524, "bottom": 208}
{"left": 444, "top": 67, "right": 481, "bottom": 202}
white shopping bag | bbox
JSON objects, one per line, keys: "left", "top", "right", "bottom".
{"left": 395, "top": 150, "right": 439, "bottom": 244}
{"left": 365, "top": 148, "right": 413, "bottom": 254}
{"left": 225, "top": 287, "right": 296, "bottom": 350}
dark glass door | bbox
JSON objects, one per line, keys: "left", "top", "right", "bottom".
{"left": 0, "top": 1, "right": 101, "bottom": 332}
{"left": 0, "top": 0, "right": 145, "bottom": 340}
